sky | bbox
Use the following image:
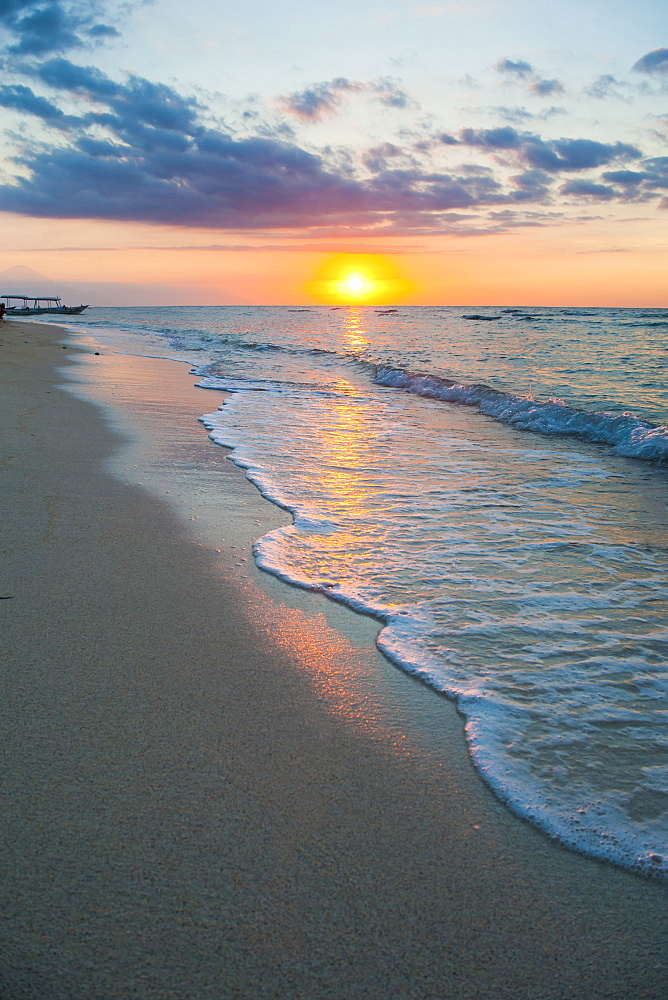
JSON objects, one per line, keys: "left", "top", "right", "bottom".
{"left": 0, "top": 0, "right": 666, "bottom": 305}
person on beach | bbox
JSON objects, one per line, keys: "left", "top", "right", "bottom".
{"left": 0, "top": 303, "right": 6, "bottom": 321}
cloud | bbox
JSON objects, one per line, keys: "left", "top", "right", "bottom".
{"left": 576, "top": 247, "right": 631, "bottom": 254}
{"left": 362, "top": 143, "right": 405, "bottom": 172}
{"left": 559, "top": 158, "right": 668, "bottom": 202}
{"left": 0, "top": 61, "right": 514, "bottom": 232}
{"left": 0, "top": 0, "right": 119, "bottom": 56}
{"left": 0, "top": 53, "right": 664, "bottom": 233}
{"left": 36, "top": 55, "right": 119, "bottom": 97}
{"left": 560, "top": 179, "right": 616, "bottom": 200}
{"left": 496, "top": 58, "right": 533, "bottom": 78}
{"left": 32, "top": 57, "right": 203, "bottom": 148}
{"left": 601, "top": 169, "right": 646, "bottom": 187}
{"left": 460, "top": 126, "right": 522, "bottom": 149}
{"left": 633, "top": 156, "right": 668, "bottom": 192}
{"left": 508, "top": 168, "right": 551, "bottom": 201}
{"left": 371, "top": 77, "right": 414, "bottom": 109}
{"left": 632, "top": 48, "right": 668, "bottom": 74}
{"left": 494, "top": 105, "right": 534, "bottom": 123}
{"left": 492, "top": 105, "right": 566, "bottom": 124}
{"left": 496, "top": 57, "right": 565, "bottom": 98}
{"left": 0, "top": 60, "right": 507, "bottom": 229}
{"left": 10, "top": 3, "right": 83, "bottom": 55}
{"left": 278, "top": 78, "right": 360, "bottom": 121}
{"left": 0, "top": 139, "right": 511, "bottom": 229}
{"left": 278, "top": 76, "right": 414, "bottom": 122}
{"left": 87, "top": 23, "right": 119, "bottom": 41}
{"left": 0, "top": 82, "right": 70, "bottom": 122}
{"left": 458, "top": 128, "right": 640, "bottom": 173}
{"left": 586, "top": 74, "right": 632, "bottom": 100}
{"left": 530, "top": 78, "right": 564, "bottom": 96}
{"left": 522, "top": 137, "right": 641, "bottom": 172}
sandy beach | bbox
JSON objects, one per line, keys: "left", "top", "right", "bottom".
{"left": 1, "top": 318, "right": 666, "bottom": 1000}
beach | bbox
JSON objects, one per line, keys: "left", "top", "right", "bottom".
{"left": 1, "top": 318, "right": 666, "bottom": 1000}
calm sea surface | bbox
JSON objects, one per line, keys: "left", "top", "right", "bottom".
{"left": 64, "top": 305, "right": 668, "bottom": 878}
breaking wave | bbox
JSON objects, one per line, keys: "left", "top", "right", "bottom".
{"left": 374, "top": 366, "right": 668, "bottom": 463}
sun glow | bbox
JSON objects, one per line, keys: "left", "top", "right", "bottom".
{"left": 340, "top": 272, "right": 371, "bottom": 297}
{"left": 306, "top": 253, "right": 414, "bottom": 304}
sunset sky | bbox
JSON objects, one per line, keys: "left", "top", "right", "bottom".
{"left": 0, "top": 0, "right": 666, "bottom": 305}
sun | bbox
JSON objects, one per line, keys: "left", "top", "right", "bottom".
{"left": 305, "top": 253, "right": 414, "bottom": 304}
{"left": 339, "top": 272, "right": 373, "bottom": 298}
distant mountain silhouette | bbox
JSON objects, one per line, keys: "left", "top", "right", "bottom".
{"left": 0, "top": 264, "right": 232, "bottom": 306}
{"left": 0, "top": 265, "right": 78, "bottom": 301}
{"left": 0, "top": 264, "right": 54, "bottom": 284}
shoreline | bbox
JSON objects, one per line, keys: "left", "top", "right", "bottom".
{"left": 1, "top": 318, "right": 666, "bottom": 999}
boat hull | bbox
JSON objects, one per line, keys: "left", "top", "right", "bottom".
{"left": 5, "top": 305, "right": 89, "bottom": 316}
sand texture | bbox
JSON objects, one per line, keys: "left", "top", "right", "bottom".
{"left": 0, "top": 319, "right": 666, "bottom": 1000}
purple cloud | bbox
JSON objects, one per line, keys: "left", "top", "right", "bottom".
{"left": 278, "top": 76, "right": 413, "bottom": 122}
{"left": 0, "top": 137, "right": 512, "bottom": 229}
{"left": 278, "top": 78, "right": 359, "bottom": 121}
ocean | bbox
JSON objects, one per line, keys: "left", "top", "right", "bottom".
{"left": 62, "top": 304, "right": 668, "bottom": 879}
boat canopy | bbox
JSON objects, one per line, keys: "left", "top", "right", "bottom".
{"left": 1, "top": 295, "right": 62, "bottom": 307}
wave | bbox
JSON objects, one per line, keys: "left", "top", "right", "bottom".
{"left": 374, "top": 366, "right": 668, "bottom": 463}
{"left": 200, "top": 340, "right": 668, "bottom": 463}
{"left": 462, "top": 314, "right": 501, "bottom": 321}
{"left": 464, "top": 312, "right": 550, "bottom": 322}
{"left": 199, "top": 387, "right": 668, "bottom": 881}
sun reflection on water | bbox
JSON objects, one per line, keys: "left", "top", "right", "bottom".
{"left": 342, "top": 308, "right": 369, "bottom": 352}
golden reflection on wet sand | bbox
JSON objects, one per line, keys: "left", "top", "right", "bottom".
{"left": 245, "top": 596, "right": 414, "bottom": 756}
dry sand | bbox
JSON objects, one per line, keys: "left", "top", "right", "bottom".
{"left": 0, "top": 318, "right": 666, "bottom": 1000}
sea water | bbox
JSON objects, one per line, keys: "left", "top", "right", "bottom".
{"left": 64, "top": 305, "right": 668, "bottom": 878}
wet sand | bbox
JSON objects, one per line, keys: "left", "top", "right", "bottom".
{"left": 0, "top": 318, "right": 666, "bottom": 999}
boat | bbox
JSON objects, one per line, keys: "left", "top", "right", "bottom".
{"left": 1, "top": 295, "right": 89, "bottom": 316}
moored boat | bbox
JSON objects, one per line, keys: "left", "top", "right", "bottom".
{"left": 1, "top": 294, "right": 89, "bottom": 315}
